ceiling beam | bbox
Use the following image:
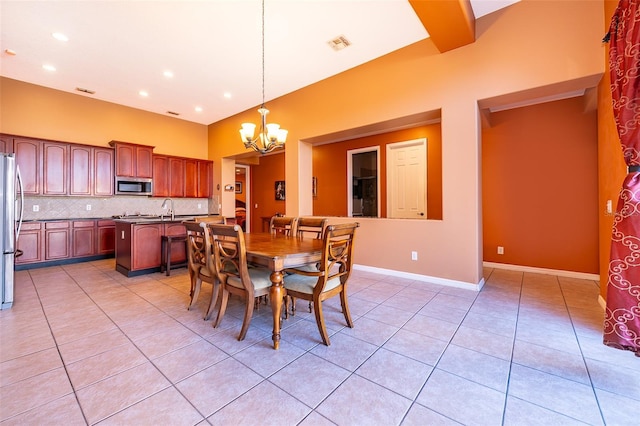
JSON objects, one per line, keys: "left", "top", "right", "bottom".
{"left": 408, "top": 0, "right": 476, "bottom": 52}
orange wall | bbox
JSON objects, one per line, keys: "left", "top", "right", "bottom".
{"left": 0, "top": 77, "right": 208, "bottom": 158}
{"left": 312, "top": 124, "right": 443, "bottom": 220}
{"left": 250, "top": 153, "right": 286, "bottom": 232}
{"left": 208, "top": 0, "right": 604, "bottom": 286}
{"left": 598, "top": 0, "right": 627, "bottom": 298}
{"left": 483, "top": 97, "right": 598, "bottom": 274}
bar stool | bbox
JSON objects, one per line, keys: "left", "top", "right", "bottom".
{"left": 160, "top": 234, "right": 188, "bottom": 276}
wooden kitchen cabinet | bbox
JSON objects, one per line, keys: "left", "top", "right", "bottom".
{"left": 185, "top": 159, "right": 198, "bottom": 198}
{"left": 70, "top": 145, "right": 114, "bottom": 196}
{"left": 152, "top": 155, "right": 170, "bottom": 197}
{"left": 97, "top": 220, "right": 115, "bottom": 255}
{"left": 15, "top": 222, "right": 43, "bottom": 264}
{"left": 69, "top": 144, "right": 92, "bottom": 196}
{"left": 72, "top": 220, "right": 95, "bottom": 257}
{"left": 93, "top": 147, "right": 114, "bottom": 196}
{"left": 198, "top": 160, "right": 213, "bottom": 198}
{"left": 14, "top": 138, "right": 41, "bottom": 195}
{"left": 110, "top": 141, "right": 153, "bottom": 178}
{"left": 131, "top": 224, "right": 163, "bottom": 271}
{"left": 169, "top": 157, "right": 185, "bottom": 197}
{"left": 45, "top": 221, "right": 70, "bottom": 260}
{"left": 0, "top": 136, "right": 13, "bottom": 153}
{"left": 43, "top": 142, "right": 68, "bottom": 195}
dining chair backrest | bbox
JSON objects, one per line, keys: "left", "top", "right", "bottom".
{"left": 207, "top": 223, "right": 252, "bottom": 295}
{"left": 196, "top": 216, "right": 226, "bottom": 224}
{"left": 183, "top": 221, "right": 208, "bottom": 274}
{"left": 296, "top": 217, "right": 328, "bottom": 239}
{"left": 269, "top": 216, "right": 298, "bottom": 236}
{"left": 317, "top": 222, "right": 359, "bottom": 291}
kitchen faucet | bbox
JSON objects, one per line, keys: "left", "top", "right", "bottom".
{"left": 161, "top": 198, "right": 174, "bottom": 220}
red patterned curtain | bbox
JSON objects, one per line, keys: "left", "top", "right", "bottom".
{"left": 603, "top": 0, "right": 640, "bottom": 356}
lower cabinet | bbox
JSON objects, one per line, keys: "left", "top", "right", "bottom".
{"left": 97, "top": 220, "right": 115, "bottom": 254}
{"left": 15, "top": 222, "right": 43, "bottom": 264}
{"left": 73, "top": 220, "right": 95, "bottom": 257}
{"left": 45, "top": 221, "right": 70, "bottom": 261}
{"left": 15, "top": 219, "right": 116, "bottom": 268}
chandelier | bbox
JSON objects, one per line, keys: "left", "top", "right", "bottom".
{"left": 240, "top": 0, "right": 288, "bottom": 154}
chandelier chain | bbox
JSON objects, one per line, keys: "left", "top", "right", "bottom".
{"left": 261, "top": 0, "right": 265, "bottom": 107}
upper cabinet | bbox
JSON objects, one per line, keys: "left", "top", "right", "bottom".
{"left": 153, "top": 154, "right": 212, "bottom": 198}
{"left": 197, "top": 160, "right": 213, "bottom": 198}
{"left": 14, "top": 138, "right": 41, "bottom": 195}
{"left": 70, "top": 145, "right": 114, "bottom": 196}
{"left": 6, "top": 135, "right": 114, "bottom": 196}
{"left": 110, "top": 141, "right": 154, "bottom": 178}
{"left": 43, "top": 142, "right": 68, "bottom": 195}
{"left": 0, "top": 136, "right": 14, "bottom": 153}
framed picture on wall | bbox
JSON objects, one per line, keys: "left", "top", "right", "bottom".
{"left": 312, "top": 177, "right": 317, "bottom": 197}
{"left": 235, "top": 181, "right": 242, "bottom": 194}
{"left": 275, "top": 180, "right": 285, "bottom": 200}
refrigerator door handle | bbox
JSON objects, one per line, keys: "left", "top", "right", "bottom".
{"left": 16, "top": 165, "right": 23, "bottom": 240}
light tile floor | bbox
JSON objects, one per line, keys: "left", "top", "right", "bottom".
{"left": 1, "top": 260, "right": 639, "bottom": 425}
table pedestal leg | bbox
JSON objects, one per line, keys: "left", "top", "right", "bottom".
{"left": 269, "top": 271, "right": 285, "bottom": 350}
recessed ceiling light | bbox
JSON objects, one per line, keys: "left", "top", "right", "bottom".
{"left": 223, "top": 92, "right": 232, "bottom": 99}
{"left": 195, "top": 106, "right": 203, "bottom": 112}
{"left": 52, "top": 32, "right": 69, "bottom": 42}
{"left": 139, "top": 90, "right": 149, "bottom": 97}
{"left": 163, "top": 70, "right": 173, "bottom": 78}
{"left": 42, "top": 64, "right": 56, "bottom": 72}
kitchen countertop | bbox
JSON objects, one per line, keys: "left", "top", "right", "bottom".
{"left": 22, "top": 215, "right": 222, "bottom": 223}
{"left": 113, "top": 215, "right": 222, "bottom": 224}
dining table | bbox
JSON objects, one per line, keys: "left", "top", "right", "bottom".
{"left": 243, "top": 232, "right": 324, "bottom": 349}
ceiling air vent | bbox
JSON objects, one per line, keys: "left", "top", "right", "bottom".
{"left": 75, "top": 87, "right": 95, "bottom": 94}
{"left": 166, "top": 111, "right": 180, "bottom": 116}
{"left": 327, "top": 35, "right": 351, "bottom": 51}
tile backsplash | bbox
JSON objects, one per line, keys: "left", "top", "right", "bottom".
{"left": 23, "top": 195, "right": 219, "bottom": 220}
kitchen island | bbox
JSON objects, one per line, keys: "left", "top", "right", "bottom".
{"left": 114, "top": 215, "right": 221, "bottom": 277}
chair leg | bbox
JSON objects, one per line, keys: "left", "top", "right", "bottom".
{"left": 237, "top": 297, "right": 255, "bottom": 341}
{"left": 213, "top": 288, "right": 229, "bottom": 328}
{"left": 313, "top": 299, "right": 331, "bottom": 346}
{"left": 283, "top": 295, "right": 290, "bottom": 320}
{"left": 340, "top": 290, "right": 354, "bottom": 328}
{"left": 188, "top": 277, "right": 202, "bottom": 310}
{"left": 204, "top": 280, "right": 219, "bottom": 321}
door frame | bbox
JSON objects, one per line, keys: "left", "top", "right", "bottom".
{"left": 236, "top": 164, "right": 250, "bottom": 232}
{"left": 347, "top": 146, "right": 380, "bottom": 218}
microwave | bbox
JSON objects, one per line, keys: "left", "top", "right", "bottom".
{"left": 115, "top": 176, "right": 153, "bottom": 195}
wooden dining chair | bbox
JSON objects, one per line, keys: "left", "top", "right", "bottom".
{"left": 287, "top": 217, "right": 328, "bottom": 314}
{"left": 184, "top": 219, "right": 224, "bottom": 320}
{"left": 269, "top": 216, "right": 298, "bottom": 236}
{"left": 208, "top": 224, "right": 273, "bottom": 341}
{"left": 295, "top": 217, "right": 328, "bottom": 239}
{"left": 283, "top": 222, "right": 359, "bottom": 346}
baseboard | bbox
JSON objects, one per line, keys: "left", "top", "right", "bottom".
{"left": 353, "top": 264, "right": 484, "bottom": 292}
{"left": 483, "top": 261, "right": 600, "bottom": 282}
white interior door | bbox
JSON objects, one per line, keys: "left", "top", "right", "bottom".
{"left": 387, "top": 138, "right": 427, "bottom": 219}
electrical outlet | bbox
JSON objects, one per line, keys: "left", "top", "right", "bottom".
{"left": 32, "top": 205, "right": 39, "bottom": 212}
{"left": 411, "top": 251, "right": 418, "bottom": 261}
{"left": 86, "top": 204, "right": 91, "bottom": 211}
{"left": 197, "top": 203, "right": 202, "bottom": 209}
{"left": 497, "top": 246, "right": 504, "bottom": 255}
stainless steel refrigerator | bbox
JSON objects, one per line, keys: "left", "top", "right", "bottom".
{"left": 1, "top": 153, "right": 24, "bottom": 310}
